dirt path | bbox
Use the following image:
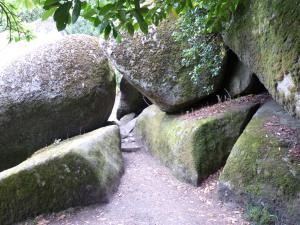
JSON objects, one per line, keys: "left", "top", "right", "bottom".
{"left": 22, "top": 149, "right": 249, "bottom": 225}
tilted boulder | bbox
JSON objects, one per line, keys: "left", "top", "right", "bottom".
{"left": 135, "top": 96, "right": 261, "bottom": 185}
{"left": 224, "top": 0, "right": 300, "bottom": 119}
{"left": 0, "top": 34, "right": 116, "bottom": 171}
{"left": 100, "top": 17, "right": 226, "bottom": 112}
{"left": 0, "top": 125, "right": 123, "bottom": 225}
{"left": 219, "top": 100, "right": 300, "bottom": 225}
{"left": 117, "top": 77, "right": 149, "bottom": 120}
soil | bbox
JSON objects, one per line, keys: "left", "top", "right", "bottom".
{"left": 18, "top": 149, "right": 249, "bottom": 225}
{"left": 16, "top": 94, "right": 259, "bottom": 225}
{"left": 180, "top": 93, "right": 270, "bottom": 120}
{"left": 264, "top": 115, "right": 300, "bottom": 162}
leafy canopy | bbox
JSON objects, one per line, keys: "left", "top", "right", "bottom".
{"left": 0, "top": 0, "right": 242, "bottom": 41}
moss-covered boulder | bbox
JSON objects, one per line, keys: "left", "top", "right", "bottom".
{"left": 117, "top": 77, "right": 149, "bottom": 120}
{"left": 219, "top": 100, "right": 300, "bottom": 225}
{"left": 0, "top": 125, "right": 123, "bottom": 225}
{"left": 224, "top": 0, "right": 300, "bottom": 119}
{"left": 0, "top": 34, "right": 116, "bottom": 171}
{"left": 100, "top": 17, "right": 226, "bottom": 112}
{"left": 135, "top": 97, "right": 260, "bottom": 185}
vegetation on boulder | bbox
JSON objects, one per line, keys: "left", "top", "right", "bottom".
{"left": 1, "top": 0, "right": 243, "bottom": 42}
{"left": 172, "top": 7, "right": 225, "bottom": 92}
{"left": 100, "top": 16, "right": 226, "bottom": 112}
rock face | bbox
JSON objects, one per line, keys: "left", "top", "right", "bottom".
{"left": 225, "top": 51, "right": 265, "bottom": 97}
{"left": 224, "top": 0, "right": 300, "bottom": 119}
{"left": 0, "top": 125, "right": 123, "bottom": 225}
{"left": 117, "top": 77, "right": 149, "bottom": 120}
{"left": 100, "top": 18, "right": 225, "bottom": 112}
{"left": 0, "top": 34, "right": 116, "bottom": 171}
{"left": 219, "top": 100, "right": 300, "bottom": 225}
{"left": 135, "top": 98, "right": 260, "bottom": 185}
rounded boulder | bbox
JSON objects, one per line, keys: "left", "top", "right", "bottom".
{"left": 0, "top": 34, "right": 116, "bottom": 171}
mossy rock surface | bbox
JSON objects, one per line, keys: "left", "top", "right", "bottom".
{"left": 100, "top": 17, "right": 225, "bottom": 112}
{"left": 0, "top": 125, "right": 123, "bottom": 225}
{"left": 224, "top": 0, "right": 300, "bottom": 119}
{"left": 117, "top": 77, "right": 149, "bottom": 120}
{"left": 135, "top": 100, "right": 259, "bottom": 186}
{"left": 219, "top": 100, "right": 300, "bottom": 225}
{"left": 0, "top": 34, "right": 116, "bottom": 171}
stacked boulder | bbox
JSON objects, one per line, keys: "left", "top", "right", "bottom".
{"left": 0, "top": 34, "right": 116, "bottom": 171}
{"left": 100, "top": 17, "right": 226, "bottom": 113}
{"left": 219, "top": 100, "right": 300, "bottom": 224}
{"left": 224, "top": 51, "right": 266, "bottom": 97}
{"left": 117, "top": 77, "right": 149, "bottom": 120}
{"left": 0, "top": 125, "right": 123, "bottom": 225}
{"left": 135, "top": 98, "right": 260, "bottom": 185}
{"left": 224, "top": 0, "right": 300, "bottom": 120}
{"left": 0, "top": 34, "right": 123, "bottom": 224}
{"left": 216, "top": 1, "right": 300, "bottom": 223}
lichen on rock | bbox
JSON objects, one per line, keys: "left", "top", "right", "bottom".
{"left": 219, "top": 100, "right": 300, "bottom": 225}
{"left": 100, "top": 17, "right": 226, "bottom": 112}
{"left": 0, "top": 125, "right": 123, "bottom": 225}
{"left": 0, "top": 34, "right": 116, "bottom": 171}
{"left": 224, "top": 0, "right": 300, "bottom": 119}
{"left": 135, "top": 97, "right": 260, "bottom": 185}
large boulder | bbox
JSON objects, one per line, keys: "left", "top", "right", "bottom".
{"left": 224, "top": 0, "right": 300, "bottom": 119}
{"left": 0, "top": 34, "right": 116, "bottom": 171}
{"left": 219, "top": 100, "right": 300, "bottom": 225}
{"left": 0, "top": 125, "right": 123, "bottom": 225}
{"left": 100, "top": 17, "right": 226, "bottom": 112}
{"left": 135, "top": 96, "right": 261, "bottom": 185}
{"left": 225, "top": 51, "right": 265, "bottom": 97}
{"left": 117, "top": 77, "right": 149, "bottom": 120}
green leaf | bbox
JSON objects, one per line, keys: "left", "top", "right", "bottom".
{"left": 98, "top": 4, "right": 114, "bottom": 15}
{"left": 54, "top": 2, "right": 72, "bottom": 31}
{"left": 116, "top": 33, "right": 122, "bottom": 43}
{"left": 42, "top": 7, "right": 56, "bottom": 21}
{"left": 104, "top": 24, "right": 111, "bottom": 39}
{"left": 99, "top": 21, "right": 109, "bottom": 33}
{"left": 117, "top": 10, "right": 126, "bottom": 22}
{"left": 126, "top": 22, "right": 134, "bottom": 36}
{"left": 112, "top": 27, "right": 118, "bottom": 38}
{"left": 134, "top": 9, "right": 148, "bottom": 34}
{"left": 44, "top": 0, "right": 59, "bottom": 10}
{"left": 72, "top": 0, "right": 82, "bottom": 23}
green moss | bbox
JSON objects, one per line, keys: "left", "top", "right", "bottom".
{"left": 226, "top": 0, "right": 300, "bottom": 119}
{"left": 245, "top": 204, "right": 278, "bottom": 225}
{"left": 136, "top": 103, "right": 258, "bottom": 185}
{"left": 221, "top": 116, "right": 300, "bottom": 201}
{"left": 0, "top": 126, "right": 123, "bottom": 225}
{"left": 220, "top": 101, "right": 300, "bottom": 224}
{"left": 0, "top": 154, "right": 99, "bottom": 224}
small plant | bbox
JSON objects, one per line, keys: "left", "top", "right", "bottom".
{"left": 172, "top": 7, "right": 225, "bottom": 91}
{"left": 245, "top": 204, "right": 278, "bottom": 225}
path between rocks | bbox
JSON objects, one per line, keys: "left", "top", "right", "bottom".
{"left": 19, "top": 147, "right": 249, "bottom": 225}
